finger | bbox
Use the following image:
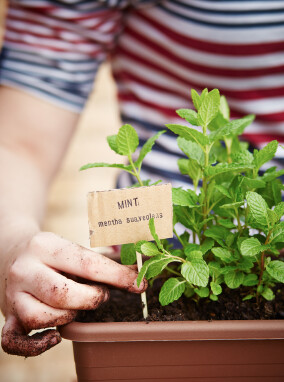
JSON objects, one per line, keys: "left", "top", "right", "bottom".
{"left": 1, "top": 315, "right": 61, "bottom": 357}
{"left": 14, "top": 292, "right": 77, "bottom": 331}
{"left": 34, "top": 233, "right": 147, "bottom": 293}
{"left": 22, "top": 263, "right": 109, "bottom": 310}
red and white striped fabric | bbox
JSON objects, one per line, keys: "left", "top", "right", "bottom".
{"left": 1, "top": 0, "right": 284, "bottom": 186}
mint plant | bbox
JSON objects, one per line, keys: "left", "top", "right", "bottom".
{"left": 81, "top": 88, "right": 284, "bottom": 310}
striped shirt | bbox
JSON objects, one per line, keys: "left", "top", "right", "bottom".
{"left": 1, "top": 0, "right": 284, "bottom": 187}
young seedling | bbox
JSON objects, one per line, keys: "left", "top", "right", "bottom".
{"left": 81, "top": 125, "right": 165, "bottom": 318}
{"left": 81, "top": 88, "right": 284, "bottom": 316}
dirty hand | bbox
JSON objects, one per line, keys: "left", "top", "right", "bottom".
{"left": 1, "top": 232, "right": 146, "bottom": 357}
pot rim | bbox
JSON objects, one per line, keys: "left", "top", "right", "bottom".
{"left": 59, "top": 319, "right": 284, "bottom": 343}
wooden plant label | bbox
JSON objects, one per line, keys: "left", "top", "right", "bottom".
{"left": 87, "top": 183, "right": 173, "bottom": 247}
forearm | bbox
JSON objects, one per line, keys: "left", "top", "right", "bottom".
{"left": 0, "top": 86, "right": 79, "bottom": 312}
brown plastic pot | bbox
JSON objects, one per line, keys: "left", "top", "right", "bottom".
{"left": 60, "top": 319, "right": 284, "bottom": 382}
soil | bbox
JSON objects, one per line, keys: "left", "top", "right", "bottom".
{"left": 76, "top": 281, "right": 284, "bottom": 323}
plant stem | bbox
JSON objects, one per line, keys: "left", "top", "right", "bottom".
{"left": 165, "top": 266, "right": 181, "bottom": 277}
{"left": 173, "top": 228, "right": 184, "bottom": 247}
{"left": 257, "top": 231, "right": 272, "bottom": 297}
{"left": 128, "top": 154, "right": 144, "bottom": 186}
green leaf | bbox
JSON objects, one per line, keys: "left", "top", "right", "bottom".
{"left": 137, "top": 255, "right": 176, "bottom": 287}
{"left": 166, "top": 124, "right": 209, "bottom": 148}
{"left": 172, "top": 188, "right": 197, "bottom": 207}
{"left": 198, "top": 89, "right": 220, "bottom": 126}
{"left": 212, "top": 247, "right": 234, "bottom": 263}
{"left": 232, "top": 150, "right": 254, "bottom": 165}
{"left": 219, "top": 95, "right": 230, "bottom": 120}
{"left": 274, "top": 202, "right": 284, "bottom": 220}
{"left": 116, "top": 124, "right": 139, "bottom": 156}
{"left": 270, "top": 222, "right": 284, "bottom": 244}
{"left": 149, "top": 218, "right": 163, "bottom": 250}
{"left": 181, "top": 260, "right": 209, "bottom": 287}
{"left": 106, "top": 135, "right": 119, "bottom": 154}
{"left": 177, "top": 137, "right": 204, "bottom": 165}
{"left": 194, "top": 287, "right": 210, "bottom": 298}
{"left": 146, "top": 257, "right": 177, "bottom": 279}
{"left": 210, "top": 281, "right": 222, "bottom": 295}
{"left": 176, "top": 109, "right": 199, "bottom": 126}
{"left": 242, "top": 177, "right": 266, "bottom": 189}
{"left": 120, "top": 243, "right": 137, "bottom": 265}
{"left": 220, "top": 201, "right": 244, "bottom": 210}
{"left": 243, "top": 294, "right": 254, "bottom": 301}
{"left": 135, "top": 130, "right": 165, "bottom": 168}
{"left": 200, "top": 238, "right": 214, "bottom": 254}
{"left": 266, "top": 260, "right": 284, "bottom": 283}
{"left": 240, "top": 238, "right": 262, "bottom": 257}
{"left": 79, "top": 162, "right": 132, "bottom": 172}
{"left": 253, "top": 140, "right": 278, "bottom": 172}
{"left": 140, "top": 242, "right": 161, "bottom": 257}
{"left": 191, "top": 88, "right": 207, "bottom": 111}
{"left": 135, "top": 240, "right": 149, "bottom": 254}
{"left": 246, "top": 191, "right": 269, "bottom": 227}
{"left": 186, "top": 250, "right": 203, "bottom": 261}
{"left": 208, "top": 115, "right": 254, "bottom": 144}
{"left": 204, "top": 163, "right": 253, "bottom": 178}
{"left": 159, "top": 278, "right": 186, "bottom": 306}
{"left": 215, "top": 185, "right": 231, "bottom": 199}
{"left": 261, "top": 287, "right": 275, "bottom": 301}
{"left": 224, "top": 271, "right": 245, "bottom": 289}
{"left": 218, "top": 219, "right": 236, "bottom": 229}
{"left": 242, "top": 274, "right": 258, "bottom": 287}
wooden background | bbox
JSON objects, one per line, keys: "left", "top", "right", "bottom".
{"left": 0, "top": 1, "right": 122, "bottom": 380}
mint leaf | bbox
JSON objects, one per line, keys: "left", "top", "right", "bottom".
{"left": 191, "top": 88, "right": 208, "bottom": 111}
{"left": 106, "top": 135, "right": 119, "bottom": 154}
{"left": 176, "top": 109, "right": 199, "bottom": 126}
{"left": 181, "top": 260, "right": 209, "bottom": 287}
{"left": 116, "top": 124, "right": 139, "bottom": 156}
{"left": 266, "top": 260, "right": 284, "bottom": 283}
{"left": 253, "top": 140, "right": 278, "bottom": 172}
{"left": 270, "top": 222, "right": 284, "bottom": 244}
{"left": 246, "top": 191, "right": 269, "bottom": 227}
{"left": 212, "top": 247, "right": 234, "bottom": 263}
{"left": 274, "top": 202, "right": 284, "bottom": 220}
{"left": 186, "top": 250, "right": 203, "bottom": 261}
{"left": 120, "top": 243, "right": 136, "bottom": 265}
{"left": 137, "top": 255, "right": 177, "bottom": 286}
{"left": 140, "top": 242, "right": 161, "bottom": 257}
{"left": 240, "top": 238, "right": 262, "bottom": 257}
{"left": 242, "top": 274, "right": 258, "bottom": 286}
{"left": 224, "top": 271, "right": 244, "bottom": 289}
{"left": 261, "top": 286, "right": 275, "bottom": 301}
{"left": 205, "top": 163, "right": 253, "bottom": 178}
{"left": 219, "top": 219, "right": 236, "bottom": 229}
{"left": 172, "top": 188, "right": 197, "bottom": 207}
{"left": 200, "top": 238, "right": 214, "bottom": 254}
{"left": 210, "top": 281, "right": 222, "bottom": 295}
{"left": 159, "top": 278, "right": 186, "bottom": 306}
{"left": 198, "top": 89, "right": 220, "bottom": 126}
{"left": 166, "top": 124, "right": 209, "bottom": 148}
{"left": 177, "top": 137, "right": 204, "bottom": 165}
{"left": 209, "top": 115, "right": 254, "bottom": 144}
{"left": 215, "top": 185, "right": 231, "bottom": 199}
{"left": 80, "top": 162, "right": 132, "bottom": 172}
{"left": 146, "top": 257, "right": 177, "bottom": 279}
{"left": 149, "top": 218, "right": 163, "bottom": 250}
{"left": 135, "top": 130, "right": 165, "bottom": 168}
{"left": 219, "top": 95, "right": 230, "bottom": 120}
{"left": 194, "top": 287, "right": 210, "bottom": 298}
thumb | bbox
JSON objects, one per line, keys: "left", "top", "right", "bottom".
{"left": 1, "top": 315, "right": 61, "bottom": 357}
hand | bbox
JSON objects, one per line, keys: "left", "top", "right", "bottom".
{"left": 1, "top": 232, "right": 146, "bottom": 357}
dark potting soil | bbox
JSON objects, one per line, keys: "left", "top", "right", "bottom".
{"left": 76, "top": 281, "right": 284, "bottom": 323}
